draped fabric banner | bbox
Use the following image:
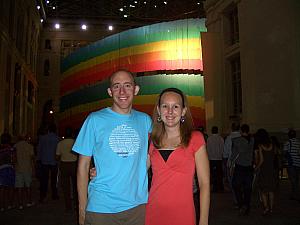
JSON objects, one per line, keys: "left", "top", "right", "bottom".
{"left": 59, "top": 19, "right": 207, "bottom": 132}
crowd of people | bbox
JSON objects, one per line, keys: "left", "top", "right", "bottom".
{"left": 205, "top": 123, "right": 300, "bottom": 217}
{"left": 0, "top": 69, "right": 299, "bottom": 225}
{"left": 0, "top": 125, "right": 78, "bottom": 212}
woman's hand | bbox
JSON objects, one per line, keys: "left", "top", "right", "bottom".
{"left": 89, "top": 167, "right": 97, "bottom": 180}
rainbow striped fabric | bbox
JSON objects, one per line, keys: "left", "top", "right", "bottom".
{"left": 60, "top": 18, "right": 206, "bottom": 131}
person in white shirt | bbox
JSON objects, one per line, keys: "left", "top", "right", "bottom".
{"left": 207, "top": 126, "right": 224, "bottom": 192}
{"left": 56, "top": 127, "right": 78, "bottom": 212}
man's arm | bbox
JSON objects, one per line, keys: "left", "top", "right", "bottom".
{"left": 77, "top": 155, "right": 92, "bottom": 225}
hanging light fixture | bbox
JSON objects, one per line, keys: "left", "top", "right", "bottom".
{"left": 81, "top": 24, "right": 87, "bottom": 30}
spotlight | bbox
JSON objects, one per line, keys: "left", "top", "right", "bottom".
{"left": 119, "top": 8, "right": 123, "bottom": 11}
{"left": 37, "top": 5, "right": 41, "bottom": 10}
{"left": 164, "top": 1, "right": 167, "bottom": 4}
{"left": 124, "top": 14, "right": 128, "bottom": 18}
{"left": 81, "top": 24, "right": 87, "bottom": 30}
{"left": 154, "top": 5, "right": 157, "bottom": 8}
{"left": 54, "top": 23, "right": 60, "bottom": 29}
{"left": 46, "top": 0, "right": 49, "bottom": 4}
{"left": 52, "top": 6, "right": 56, "bottom": 9}
{"left": 144, "top": 1, "right": 146, "bottom": 4}
{"left": 108, "top": 25, "right": 113, "bottom": 31}
{"left": 134, "top": 1, "right": 138, "bottom": 3}
{"left": 40, "top": 19, "right": 44, "bottom": 23}
{"left": 49, "top": 110, "right": 54, "bottom": 114}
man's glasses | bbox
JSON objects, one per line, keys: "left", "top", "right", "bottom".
{"left": 111, "top": 82, "right": 134, "bottom": 91}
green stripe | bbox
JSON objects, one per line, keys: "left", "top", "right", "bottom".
{"left": 61, "top": 18, "right": 206, "bottom": 73}
{"left": 136, "top": 74, "right": 204, "bottom": 96}
{"left": 60, "top": 74, "right": 204, "bottom": 112}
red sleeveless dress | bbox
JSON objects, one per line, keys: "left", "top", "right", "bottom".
{"left": 145, "top": 131, "right": 205, "bottom": 225}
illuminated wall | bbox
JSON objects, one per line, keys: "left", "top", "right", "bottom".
{"left": 60, "top": 18, "right": 206, "bottom": 131}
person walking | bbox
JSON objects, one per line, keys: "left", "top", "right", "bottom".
{"left": 37, "top": 123, "right": 60, "bottom": 203}
{"left": 56, "top": 127, "right": 78, "bottom": 212}
{"left": 14, "top": 134, "right": 35, "bottom": 209}
{"left": 283, "top": 129, "right": 300, "bottom": 201}
{"left": 207, "top": 126, "right": 224, "bottom": 192}
{"left": 231, "top": 124, "right": 254, "bottom": 215}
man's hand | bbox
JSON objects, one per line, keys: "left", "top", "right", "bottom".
{"left": 78, "top": 208, "right": 86, "bottom": 225}
{"left": 89, "top": 167, "right": 96, "bottom": 179}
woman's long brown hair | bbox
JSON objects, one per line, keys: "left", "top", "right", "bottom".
{"left": 151, "top": 88, "right": 194, "bottom": 149}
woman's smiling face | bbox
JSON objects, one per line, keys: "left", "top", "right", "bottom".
{"left": 158, "top": 91, "right": 186, "bottom": 128}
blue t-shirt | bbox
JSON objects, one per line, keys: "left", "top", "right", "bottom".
{"left": 73, "top": 107, "right": 152, "bottom": 213}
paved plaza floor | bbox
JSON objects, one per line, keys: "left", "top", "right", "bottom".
{"left": 1, "top": 179, "right": 299, "bottom": 225}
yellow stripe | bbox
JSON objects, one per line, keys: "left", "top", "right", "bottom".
{"left": 62, "top": 38, "right": 202, "bottom": 79}
{"left": 60, "top": 95, "right": 204, "bottom": 120}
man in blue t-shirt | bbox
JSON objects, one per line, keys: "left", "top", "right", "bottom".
{"left": 73, "top": 70, "right": 152, "bottom": 225}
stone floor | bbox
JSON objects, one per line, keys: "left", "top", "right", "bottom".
{"left": 1, "top": 179, "right": 300, "bottom": 225}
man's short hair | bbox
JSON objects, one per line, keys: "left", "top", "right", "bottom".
{"left": 211, "top": 126, "right": 218, "bottom": 134}
{"left": 65, "top": 127, "right": 73, "bottom": 138}
{"left": 288, "top": 129, "right": 296, "bottom": 139}
{"left": 109, "top": 69, "right": 135, "bottom": 86}
{"left": 231, "top": 122, "right": 240, "bottom": 131}
{"left": 240, "top": 124, "right": 250, "bottom": 133}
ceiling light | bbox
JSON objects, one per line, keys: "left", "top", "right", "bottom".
{"left": 129, "top": 4, "right": 135, "bottom": 7}
{"left": 144, "top": 1, "right": 146, "bottom": 4}
{"left": 81, "top": 24, "right": 87, "bottom": 30}
{"left": 46, "top": 0, "right": 49, "bottom": 4}
{"left": 124, "top": 14, "right": 128, "bottom": 18}
{"left": 49, "top": 110, "right": 53, "bottom": 114}
{"left": 134, "top": 1, "right": 138, "bottom": 3}
{"left": 197, "top": 2, "right": 201, "bottom": 5}
{"left": 52, "top": 6, "right": 56, "bottom": 9}
{"left": 164, "top": 1, "right": 167, "bottom": 4}
{"left": 108, "top": 25, "right": 113, "bottom": 31}
{"left": 119, "top": 8, "right": 123, "bottom": 11}
{"left": 37, "top": 5, "right": 41, "bottom": 10}
{"left": 154, "top": 5, "right": 157, "bottom": 8}
{"left": 54, "top": 23, "right": 60, "bottom": 29}
{"left": 40, "top": 19, "right": 44, "bottom": 23}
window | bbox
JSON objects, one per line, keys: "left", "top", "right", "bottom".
{"left": 27, "top": 81, "right": 34, "bottom": 103}
{"left": 16, "top": 15, "right": 24, "bottom": 52}
{"left": 44, "top": 59, "right": 50, "bottom": 76}
{"left": 230, "top": 55, "right": 242, "bottom": 114}
{"left": 45, "top": 39, "right": 52, "bottom": 49}
{"left": 8, "top": 0, "right": 14, "bottom": 37}
{"left": 60, "top": 40, "right": 90, "bottom": 59}
{"left": 224, "top": 5, "right": 239, "bottom": 46}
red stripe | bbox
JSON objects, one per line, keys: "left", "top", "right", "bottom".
{"left": 60, "top": 59, "right": 203, "bottom": 95}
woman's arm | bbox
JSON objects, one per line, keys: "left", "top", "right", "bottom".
{"left": 195, "top": 145, "right": 210, "bottom": 225}
{"left": 256, "top": 147, "right": 264, "bottom": 169}
{"left": 77, "top": 155, "right": 92, "bottom": 225}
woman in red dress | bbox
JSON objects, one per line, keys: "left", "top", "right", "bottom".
{"left": 145, "top": 88, "right": 210, "bottom": 225}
